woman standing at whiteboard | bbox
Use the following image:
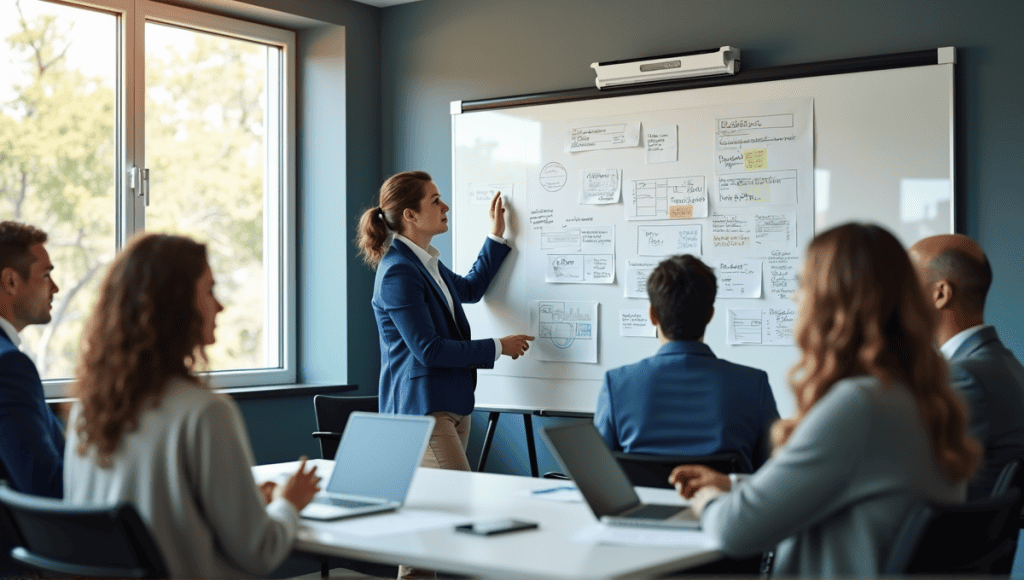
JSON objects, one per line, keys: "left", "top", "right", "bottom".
{"left": 357, "top": 171, "right": 533, "bottom": 473}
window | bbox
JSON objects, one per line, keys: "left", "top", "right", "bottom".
{"left": 0, "top": 0, "right": 296, "bottom": 395}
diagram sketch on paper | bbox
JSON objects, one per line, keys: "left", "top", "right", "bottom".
{"left": 531, "top": 300, "right": 599, "bottom": 363}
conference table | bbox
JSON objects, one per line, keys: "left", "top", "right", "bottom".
{"left": 254, "top": 460, "right": 722, "bottom": 580}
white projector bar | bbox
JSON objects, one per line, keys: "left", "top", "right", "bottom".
{"left": 591, "top": 46, "right": 740, "bottom": 89}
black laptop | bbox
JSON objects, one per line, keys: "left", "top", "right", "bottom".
{"left": 541, "top": 421, "right": 700, "bottom": 529}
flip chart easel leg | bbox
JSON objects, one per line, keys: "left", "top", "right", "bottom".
{"left": 477, "top": 411, "right": 501, "bottom": 472}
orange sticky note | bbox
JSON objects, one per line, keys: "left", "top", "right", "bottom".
{"left": 669, "top": 205, "right": 694, "bottom": 219}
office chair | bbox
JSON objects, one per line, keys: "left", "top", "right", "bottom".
{"left": 883, "top": 486, "right": 1021, "bottom": 575}
{"left": 611, "top": 450, "right": 744, "bottom": 489}
{"left": 0, "top": 482, "right": 167, "bottom": 578}
{"left": 312, "top": 394, "right": 378, "bottom": 460}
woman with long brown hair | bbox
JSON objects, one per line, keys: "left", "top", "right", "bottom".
{"left": 64, "top": 233, "right": 321, "bottom": 579}
{"left": 669, "top": 223, "right": 980, "bottom": 577}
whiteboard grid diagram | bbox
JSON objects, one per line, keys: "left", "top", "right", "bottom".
{"left": 452, "top": 61, "right": 955, "bottom": 416}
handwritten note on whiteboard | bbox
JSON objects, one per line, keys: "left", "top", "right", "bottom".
{"left": 579, "top": 168, "right": 621, "bottom": 204}
{"left": 764, "top": 307, "right": 797, "bottom": 345}
{"left": 727, "top": 309, "right": 763, "bottom": 344}
{"left": 468, "top": 183, "right": 513, "bottom": 205}
{"left": 717, "top": 170, "right": 798, "bottom": 206}
{"left": 569, "top": 122, "right": 641, "bottom": 152}
{"left": 624, "top": 259, "right": 659, "bottom": 299}
{"left": 645, "top": 125, "right": 677, "bottom": 164}
{"left": 767, "top": 251, "right": 800, "bottom": 299}
{"left": 626, "top": 176, "right": 707, "bottom": 220}
{"left": 636, "top": 224, "right": 701, "bottom": 257}
{"left": 620, "top": 309, "right": 657, "bottom": 337}
{"left": 715, "top": 260, "right": 763, "bottom": 299}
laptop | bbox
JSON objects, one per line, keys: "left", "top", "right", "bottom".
{"left": 541, "top": 421, "right": 700, "bottom": 529}
{"left": 301, "top": 412, "right": 435, "bottom": 521}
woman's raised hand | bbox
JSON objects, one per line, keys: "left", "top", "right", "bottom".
{"left": 489, "top": 191, "right": 506, "bottom": 238}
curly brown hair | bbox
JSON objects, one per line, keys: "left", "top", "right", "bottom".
{"left": 72, "top": 233, "right": 210, "bottom": 465}
{"left": 785, "top": 223, "right": 980, "bottom": 483}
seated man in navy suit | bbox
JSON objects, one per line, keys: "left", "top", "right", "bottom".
{"left": 595, "top": 255, "right": 779, "bottom": 472}
{"left": 0, "top": 221, "right": 64, "bottom": 575}
{"left": 0, "top": 221, "right": 64, "bottom": 496}
{"left": 910, "top": 234, "right": 1024, "bottom": 498}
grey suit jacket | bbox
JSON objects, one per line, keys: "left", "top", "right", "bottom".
{"left": 700, "top": 376, "right": 965, "bottom": 578}
{"left": 949, "top": 326, "right": 1024, "bottom": 498}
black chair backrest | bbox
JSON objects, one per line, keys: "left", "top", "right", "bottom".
{"left": 312, "top": 394, "right": 379, "bottom": 460}
{"left": 884, "top": 486, "right": 1021, "bottom": 575}
{"left": 991, "top": 458, "right": 1023, "bottom": 497}
{"left": 0, "top": 483, "right": 167, "bottom": 578}
{"left": 611, "top": 451, "right": 743, "bottom": 489}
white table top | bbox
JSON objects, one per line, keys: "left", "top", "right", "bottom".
{"left": 254, "top": 460, "right": 721, "bottom": 580}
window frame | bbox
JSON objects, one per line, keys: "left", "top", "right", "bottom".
{"left": 36, "top": 0, "right": 297, "bottom": 396}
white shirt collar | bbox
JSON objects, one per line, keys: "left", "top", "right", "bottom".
{"left": 0, "top": 316, "right": 22, "bottom": 349}
{"left": 940, "top": 324, "right": 989, "bottom": 360}
{"left": 393, "top": 233, "right": 440, "bottom": 268}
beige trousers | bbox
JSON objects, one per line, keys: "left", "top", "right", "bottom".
{"left": 398, "top": 411, "right": 472, "bottom": 580}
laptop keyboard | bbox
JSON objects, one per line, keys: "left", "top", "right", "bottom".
{"left": 316, "top": 497, "right": 377, "bottom": 509}
{"left": 624, "top": 504, "right": 686, "bottom": 519}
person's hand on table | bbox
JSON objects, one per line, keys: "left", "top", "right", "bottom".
{"left": 275, "top": 456, "right": 322, "bottom": 511}
{"left": 500, "top": 334, "right": 535, "bottom": 359}
{"left": 258, "top": 481, "right": 277, "bottom": 504}
{"left": 489, "top": 191, "right": 506, "bottom": 238}
{"left": 668, "top": 464, "right": 730, "bottom": 499}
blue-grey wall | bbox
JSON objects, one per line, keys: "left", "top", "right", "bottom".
{"left": 375, "top": 0, "right": 1024, "bottom": 476}
{"left": 227, "top": 0, "right": 1024, "bottom": 473}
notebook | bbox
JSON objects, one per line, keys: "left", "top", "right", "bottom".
{"left": 541, "top": 421, "right": 700, "bottom": 529}
{"left": 300, "top": 412, "right": 435, "bottom": 521}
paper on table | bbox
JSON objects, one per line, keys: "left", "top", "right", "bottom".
{"left": 572, "top": 524, "right": 720, "bottom": 549}
{"left": 305, "top": 509, "right": 468, "bottom": 538}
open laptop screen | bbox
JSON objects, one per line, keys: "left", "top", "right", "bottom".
{"left": 542, "top": 421, "right": 642, "bottom": 516}
{"left": 325, "top": 413, "right": 432, "bottom": 502}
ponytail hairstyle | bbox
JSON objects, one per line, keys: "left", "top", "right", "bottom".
{"left": 356, "top": 171, "right": 432, "bottom": 268}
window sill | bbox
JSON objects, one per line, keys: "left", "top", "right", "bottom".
{"left": 47, "top": 383, "right": 358, "bottom": 405}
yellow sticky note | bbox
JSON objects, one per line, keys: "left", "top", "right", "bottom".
{"left": 738, "top": 183, "right": 770, "bottom": 203}
{"left": 669, "top": 205, "right": 694, "bottom": 219}
{"left": 744, "top": 148, "right": 767, "bottom": 171}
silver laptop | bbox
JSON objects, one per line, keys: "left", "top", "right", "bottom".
{"left": 301, "top": 412, "right": 435, "bottom": 521}
{"left": 541, "top": 421, "right": 700, "bottom": 529}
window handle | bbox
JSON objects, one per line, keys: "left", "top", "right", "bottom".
{"left": 128, "top": 167, "right": 150, "bottom": 207}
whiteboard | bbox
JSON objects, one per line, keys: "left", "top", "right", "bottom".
{"left": 452, "top": 58, "right": 955, "bottom": 417}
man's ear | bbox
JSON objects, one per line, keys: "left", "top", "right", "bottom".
{"left": 0, "top": 267, "right": 19, "bottom": 296}
{"left": 649, "top": 304, "right": 659, "bottom": 327}
{"left": 933, "top": 279, "right": 954, "bottom": 310}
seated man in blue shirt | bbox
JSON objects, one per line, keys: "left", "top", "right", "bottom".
{"left": 594, "top": 254, "right": 779, "bottom": 472}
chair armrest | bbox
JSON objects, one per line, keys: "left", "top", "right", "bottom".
{"left": 312, "top": 431, "right": 341, "bottom": 442}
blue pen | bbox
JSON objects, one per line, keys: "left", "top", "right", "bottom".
{"left": 532, "top": 485, "right": 577, "bottom": 494}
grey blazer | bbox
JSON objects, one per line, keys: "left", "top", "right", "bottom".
{"left": 949, "top": 326, "right": 1024, "bottom": 498}
{"left": 700, "top": 376, "right": 965, "bottom": 578}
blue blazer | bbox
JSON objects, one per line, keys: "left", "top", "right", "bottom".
{"left": 594, "top": 341, "right": 779, "bottom": 472}
{"left": 948, "top": 326, "right": 1024, "bottom": 498}
{"left": 0, "top": 330, "right": 64, "bottom": 497}
{"left": 373, "top": 237, "right": 510, "bottom": 416}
